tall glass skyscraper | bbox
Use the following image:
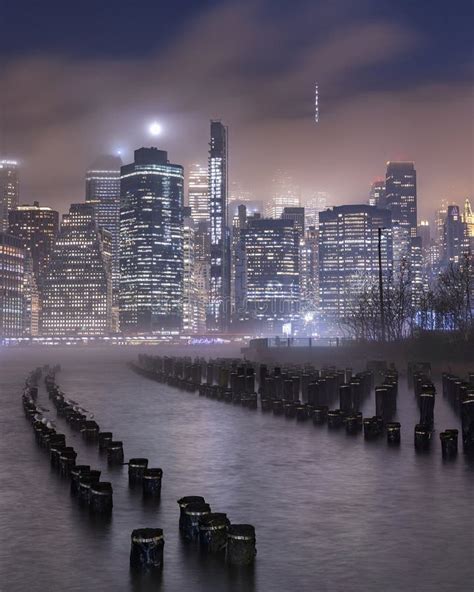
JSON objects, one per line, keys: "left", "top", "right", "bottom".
{"left": 0, "top": 160, "right": 19, "bottom": 232}
{"left": 188, "top": 163, "right": 209, "bottom": 223}
{"left": 0, "top": 233, "right": 25, "bottom": 337}
{"left": 385, "top": 161, "right": 417, "bottom": 238}
{"left": 119, "top": 147, "right": 184, "bottom": 334}
{"left": 42, "top": 203, "right": 112, "bottom": 336}
{"left": 208, "top": 121, "right": 231, "bottom": 332}
{"left": 85, "top": 155, "right": 122, "bottom": 298}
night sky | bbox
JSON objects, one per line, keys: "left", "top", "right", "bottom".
{"left": 1, "top": 0, "right": 472, "bottom": 219}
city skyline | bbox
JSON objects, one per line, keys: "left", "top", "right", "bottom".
{"left": 1, "top": 1, "right": 472, "bottom": 219}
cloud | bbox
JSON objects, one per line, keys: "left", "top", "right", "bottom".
{"left": 0, "top": 0, "right": 472, "bottom": 218}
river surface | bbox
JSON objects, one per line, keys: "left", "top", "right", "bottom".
{"left": 0, "top": 345, "right": 472, "bottom": 592}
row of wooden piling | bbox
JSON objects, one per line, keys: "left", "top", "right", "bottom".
{"left": 132, "top": 355, "right": 470, "bottom": 457}
{"left": 129, "top": 495, "right": 257, "bottom": 571}
{"left": 22, "top": 367, "right": 113, "bottom": 513}
{"left": 441, "top": 372, "right": 474, "bottom": 454}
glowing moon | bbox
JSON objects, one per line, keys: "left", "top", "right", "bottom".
{"left": 149, "top": 121, "right": 162, "bottom": 136}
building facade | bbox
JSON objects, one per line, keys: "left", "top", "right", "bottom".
{"left": 242, "top": 218, "right": 300, "bottom": 331}
{"left": 0, "top": 233, "right": 25, "bottom": 337}
{"left": 0, "top": 160, "right": 19, "bottom": 232}
{"left": 385, "top": 161, "right": 417, "bottom": 241}
{"left": 369, "top": 180, "right": 385, "bottom": 208}
{"left": 85, "top": 155, "right": 122, "bottom": 300}
{"left": 208, "top": 121, "right": 231, "bottom": 332}
{"left": 8, "top": 202, "right": 59, "bottom": 290}
{"left": 42, "top": 204, "right": 112, "bottom": 336}
{"left": 443, "top": 205, "right": 466, "bottom": 265}
{"left": 182, "top": 209, "right": 206, "bottom": 333}
{"left": 188, "top": 163, "right": 209, "bottom": 223}
{"left": 120, "top": 147, "right": 184, "bottom": 334}
{"left": 319, "top": 205, "right": 393, "bottom": 319}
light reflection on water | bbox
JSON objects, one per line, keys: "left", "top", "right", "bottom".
{"left": 0, "top": 346, "right": 472, "bottom": 592}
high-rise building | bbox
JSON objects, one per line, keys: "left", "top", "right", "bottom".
{"left": 0, "top": 160, "right": 19, "bottom": 232}
{"left": 385, "top": 161, "right": 417, "bottom": 240}
{"left": 0, "top": 233, "right": 25, "bottom": 337}
{"left": 369, "top": 180, "right": 385, "bottom": 207}
{"left": 300, "top": 225, "right": 319, "bottom": 313}
{"left": 443, "top": 205, "right": 466, "bottom": 265}
{"left": 42, "top": 203, "right": 112, "bottom": 336}
{"left": 417, "top": 220, "right": 430, "bottom": 251}
{"left": 8, "top": 202, "right": 59, "bottom": 289}
{"left": 242, "top": 218, "right": 300, "bottom": 331}
{"left": 304, "top": 191, "right": 331, "bottom": 228}
{"left": 319, "top": 205, "right": 393, "bottom": 319}
{"left": 23, "top": 255, "right": 40, "bottom": 337}
{"left": 462, "top": 198, "right": 474, "bottom": 238}
{"left": 410, "top": 236, "right": 424, "bottom": 308}
{"left": 188, "top": 163, "right": 209, "bottom": 223}
{"left": 120, "top": 147, "right": 184, "bottom": 334}
{"left": 281, "top": 207, "right": 305, "bottom": 237}
{"left": 266, "top": 170, "right": 300, "bottom": 219}
{"left": 85, "top": 155, "right": 122, "bottom": 299}
{"left": 208, "top": 120, "right": 231, "bottom": 332}
{"left": 182, "top": 208, "right": 205, "bottom": 333}
{"left": 232, "top": 204, "right": 249, "bottom": 320}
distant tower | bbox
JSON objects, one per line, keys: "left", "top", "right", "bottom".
{"left": 266, "top": 170, "right": 300, "bottom": 218}
{"left": 208, "top": 120, "right": 231, "bottom": 332}
{"left": 85, "top": 155, "right": 122, "bottom": 300}
{"left": 385, "top": 161, "right": 417, "bottom": 233}
{"left": 0, "top": 160, "right": 19, "bottom": 232}
{"left": 443, "top": 205, "right": 466, "bottom": 265}
{"left": 369, "top": 180, "right": 385, "bottom": 207}
{"left": 462, "top": 198, "right": 474, "bottom": 238}
{"left": 188, "top": 163, "right": 209, "bottom": 223}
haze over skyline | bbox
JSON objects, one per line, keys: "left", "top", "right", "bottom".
{"left": 1, "top": 0, "right": 472, "bottom": 219}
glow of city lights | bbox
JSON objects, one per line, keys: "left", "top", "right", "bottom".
{"left": 149, "top": 121, "right": 163, "bottom": 136}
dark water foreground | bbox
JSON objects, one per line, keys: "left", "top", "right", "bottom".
{"left": 1, "top": 346, "right": 473, "bottom": 592}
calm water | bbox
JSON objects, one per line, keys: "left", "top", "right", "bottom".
{"left": 0, "top": 346, "right": 472, "bottom": 592}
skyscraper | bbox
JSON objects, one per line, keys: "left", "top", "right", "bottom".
{"left": 304, "top": 191, "right": 331, "bottom": 228}
{"left": 242, "top": 218, "right": 300, "bottom": 332}
{"left": 188, "top": 163, "right": 209, "bottom": 223}
{"left": 319, "top": 205, "right": 393, "bottom": 319}
{"left": 385, "top": 161, "right": 417, "bottom": 239}
{"left": 0, "top": 233, "right": 25, "bottom": 337}
{"left": 8, "top": 202, "right": 59, "bottom": 333}
{"left": 443, "top": 205, "right": 466, "bottom": 265}
{"left": 85, "top": 155, "right": 122, "bottom": 298}
{"left": 369, "top": 179, "right": 385, "bottom": 207}
{"left": 182, "top": 208, "right": 205, "bottom": 333}
{"left": 281, "top": 207, "right": 305, "bottom": 237}
{"left": 8, "top": 202, "right": 59, "bottom": 289}
{"left": 208, "top": 120, "right": 231, "bottom": 332}
{"left": 42, "top": 203, "right": 112, "bottom": 336}
{"left": 0, "top": 160, "right": 19, "bottom": 232}
{"left": 300, "top": 225, "right": 319, "bottom": 313}
{"left": 462, "top": 198, "right": 474, "bottom": 238}
{"left": 120, "top": 147, "right": 184, "bottom": 334}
